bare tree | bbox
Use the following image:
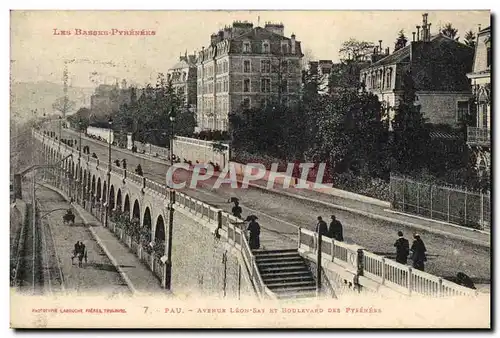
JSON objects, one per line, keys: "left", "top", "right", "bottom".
{"left": 52, "top": 96, "right": 76, "bottom": 117}
{"left": 339, "top": 38, "right": 375, "bottom": 61}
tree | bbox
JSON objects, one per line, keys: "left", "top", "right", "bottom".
{"left": 391, "top": 70, "right": 431, "bottom": 174}
{"left": 339, "top": 38, "right": 375, "bottom": 61}
{"left": 394, "top": 30, "right": 408, "bottom": 52}
{"left": 464, "top": 30, "right": 476, "bottom": 48}
{"left": 67, "top": 107, "right": 91, "bottom": 130}
{"left": 52, "top": 96, "right": 76, "bottom": 117}
{"left": 441, "top": 23, "right": 459, "bottom": 41}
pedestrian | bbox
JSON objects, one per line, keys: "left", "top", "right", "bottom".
{"left": 315, "top": 216, "right": 328, "bottom": 251}
{"left": 328, "top": 215, "right": 344, "bottom": 241}
{"left": 122, "top": 159, "right": 127, "bottom": 169}
{"left": 246, "top": 215, "right": 261, "bottom": 250}
{"left": 232, "top": 200, "right": 242, "bottom": 219}
{"left": 394, "top": 231, "right": 410, "bottom": 264}
{"left": 316, "top": 216, "right": 328, "bottom": 237}
{"left": 71, "top": 241, "right": 80, "bottom": 265}
{"left": 411, "top": 234, "right": 427, "bottom": 271}
{"left": 135, "top": 164, "right": 143, "bottom": 176}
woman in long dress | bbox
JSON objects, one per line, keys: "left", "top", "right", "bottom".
{"left": 247, "top": 217, "right": 261, "bottom": 250}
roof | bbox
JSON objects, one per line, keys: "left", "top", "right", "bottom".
{"left": 169, "top": 56, "right": 196, "bottom": 70}
{"left": 369, "top": 33, "right": 471, "bottom": 68}
{"left": 478, "top": 26, "right": 491, "bottom": 35}
{"left": 229, "top": 27, "right": 303, "bottom": 56}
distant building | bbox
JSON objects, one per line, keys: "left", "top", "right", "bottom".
{"left": 360, "top": 13, "right": 474, "bottom": 129}
{"left": 167, "top": 52, "right": 198, "bottom": 111}
{"left": 196, "top": 21, "right": 304, "bottom": 131}
{"left": 466, "top": 25, "right": 491, "bottom": 176}
{"left": 305, "top": 60, "right": 333, "bottom": 94}
{"left": 90, "top": 82, "right": 132, "bottom": 119}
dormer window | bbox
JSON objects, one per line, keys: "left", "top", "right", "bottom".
{"left": 262, "top": 41, "right": 270, "bottom": 53}
{"left": 281, "top": 41, "right": 289, "bottom": 54}
{"left": 243, "top": 41, "right": 251, "bottom": 53}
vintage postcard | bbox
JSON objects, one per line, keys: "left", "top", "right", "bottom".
{"left": 9, "top": 10, "right": 491, "bottom": 329}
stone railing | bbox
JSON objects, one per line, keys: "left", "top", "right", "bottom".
{"left": 298, "top": 228, "right": 478, "bottom": 297}
{"left": 467, "top": 126, "right": 491, "bottom": 146}
{"left": 34, "top": 129, "right": 271, "bottom": 299}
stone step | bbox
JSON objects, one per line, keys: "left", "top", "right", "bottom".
{"left": 259, "top": 266, "right": 310, "bottom": 274}
{"left": 258, "top": 260, "right": 304, "bottom": 268}
{"left": 276, "top": 290, "right": 317, "bottom": 299}
{"left": 267, "top": 281, "right": 316, "bottom": 290}
{"left": 261, "top": 270, "right": 312, "bottom": 278}
{"left": 255, "top": 255, "right": 303, "bottom": 263}
{"left": 273, "top": 285, "right": 317, "bottom": 294}
{"left": 262, "top": 275, "right": 314, "bottom": 284}
{"left": 253, "top": 249, "right": 298, "bottom": 255}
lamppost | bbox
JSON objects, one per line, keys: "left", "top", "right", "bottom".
{"left": 58, "top": 116, "right": 62, "bottom": 152}
{"left": 105, "top": 118, "right": 113, "bottom": 228}
{"left": 165, "top": 107, "right": 176, "bottom": 290}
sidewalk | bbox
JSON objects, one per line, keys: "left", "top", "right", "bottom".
{"left": 43, "top": 184, "right": 167, "bottom": 296}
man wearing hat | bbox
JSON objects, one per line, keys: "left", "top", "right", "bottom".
{"left": 411, "top": 233, "right": 427, "bottom": 271}
{"left": 394, "top": 231, "right": 410, "bottom": 264}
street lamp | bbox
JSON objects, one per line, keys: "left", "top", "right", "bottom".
{"left": 165, "top": 107, "right": 176, "bottom": 290}
{"left": 106, "top": 118, "right": 113, "bottom": 228}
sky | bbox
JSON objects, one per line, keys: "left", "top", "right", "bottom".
{"left": 10, "top": 10, "right": 490, "bottom": 88}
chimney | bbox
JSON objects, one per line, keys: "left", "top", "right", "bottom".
{"left": 427, "top": 23, "right": 432, "bottom": 41}
{"left": 412, "top": 32, "right": 416, "bottom": 41}
{"left": 416, "top": 26, "right": 421, "bottom": 41}
{"left": 291, "top": 33, "right": 296, "bottom": 54}
{"left": 478, "top": 24, "right": 482, "bottom": 32}
{"left": 386, "top": 47, "right": 390, "bottom": 55}
{"left": 379, "top": 40, "right": 383, "bottom": 51}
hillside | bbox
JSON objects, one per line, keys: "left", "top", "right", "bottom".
{"left": 10, "top": 81, "right": 94, "bottom": 121}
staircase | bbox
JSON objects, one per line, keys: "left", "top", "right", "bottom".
{"left": 254, "top": 249, "right": 317, "bottom": 300}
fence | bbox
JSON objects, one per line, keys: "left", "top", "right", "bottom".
{"left": 390, "top": 175, "right": 491, "bottom": 230}
{"left": 298, "top": 228, "right": 478, "bottom": 297}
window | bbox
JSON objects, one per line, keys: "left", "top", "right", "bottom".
{"left": 487, "top": 47, "right": 491, "bottom": 68}
{"left": 261, "top": 59, "right": 271, "bottom": 73}
{"left": 242, "top": 97, "right": 250, "bottom": 109}
{"left": 208, "top": 83, "right": 213, "bottom": 93}
{"left": 243, "top": 60, "right": 251, "bottom": 73}
{"left": 261, "top": 78, "right": 271, "bottom": 92}
{"left": 223, "top": 78, "right": 228, "bottom": 92}
{"left": 243, "top": 41, "right": 251, "bottom": 53}
{"left": 260, "top": 98, "right": 270, "bottom": 108}
{"left": 281, "top": 41, "right": 289, "bottom": 54}
{"left": 216, "top": 81, "right": 222, "bottom": 92}
{"left": 456, "top": 101, "right": 468, "bottom": 122}
{"left": 243, "top": 79, "right": 250, "bottom": 92}
{"left": 281, "top": 79, "right": 288, "bottom": 93}
{"left": 386, "top": 69, "right": 392, "bottom": 89}
{"left": 281, "top": 60, "right": 288, "bottom": 73}
{"left": 262, "top": 41, "right": 270, "bottom": 53}
{"left": 224, "top": 61, "right": 228, "bottom": 73}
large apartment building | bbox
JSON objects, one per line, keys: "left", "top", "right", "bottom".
{"left": 196, "top": 21, "right": 304, "bottom": 131}
{"left": 466, "top": 25, "right": 491, "bottom": 176}
{"left": 167, "top": 52, "right": 197, "bottom": 111}
{"left": 360, "top": 13, "right": 474, "bottom": 130}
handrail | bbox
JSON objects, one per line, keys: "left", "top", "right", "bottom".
{"left": 298, "top": 227, "right": 478, "bottom": 297}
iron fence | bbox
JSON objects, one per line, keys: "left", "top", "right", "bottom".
{"left": 390, "top": 175, "right": 490, "bottom": 230}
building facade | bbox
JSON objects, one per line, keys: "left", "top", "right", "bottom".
{"left": 167, "top": 52, "right": 198, "bottom": 112}
{"left": 196, "top": 21, "right": 304, "bottom": 131}
{"left": 466, "top": 26, "right": 491, "bottom": 176}
{"left": 360, "top": 14, "right": 474, "bottom": 130}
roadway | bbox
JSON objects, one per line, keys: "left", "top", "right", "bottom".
{"left": 36, "top": 185, "right": 131, "bottom": 296}
{"left": 54, "top": 127, "right": 490, "bottom": 287}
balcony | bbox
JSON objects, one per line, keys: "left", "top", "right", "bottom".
{"left": 467, "top": 127, "right": 491, "bottom": 147}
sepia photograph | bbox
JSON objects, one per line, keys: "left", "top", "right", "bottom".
{"left": 8, "top": 9, "right": 491, "bottom": 329}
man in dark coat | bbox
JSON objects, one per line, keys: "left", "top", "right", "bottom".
{"left": 394, "top": 231, "right": 410, "bottom": 264}
{"left": 232, "top": 201, "right": 242, "bottom": 219}
{"left": 316, "top": 216, "right": 328, "bottom": 237}
{"left": 411, "top": 234, "right": 427, "bottom": 271}
{"left": 246, "top": 216, "right": 261, "bottom": 250}
{"left": 328, "top": 215, "right": 344, "bottom": 241}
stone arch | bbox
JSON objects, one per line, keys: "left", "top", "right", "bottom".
{"left": 154, "top": 215, "right": 166, "bottom": 242}
{"left": 116, "top": 189, "right": 123, "bottom": 210}
{"left": 91, "top": 175, "right": 96, "bottom": 196}
{"left": 96, "top": 178, "right": 102, "bottom": 200}
{"left": 109, "top": 185, "right": 115, "bottom": 210}
{"left": 124, "top": 194, "right": 130, "bottom": 214}
{"left": 132, "top": 199, "right": 141, "bottom": 221}
{"left": 102, "top": 181, "right": 107, "bottom": 203}
{"left": 79, "top": 167, "right": 83, "bottom": 182}
{"left": 143, "top": 207, "right": 152, "bottom": 229}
